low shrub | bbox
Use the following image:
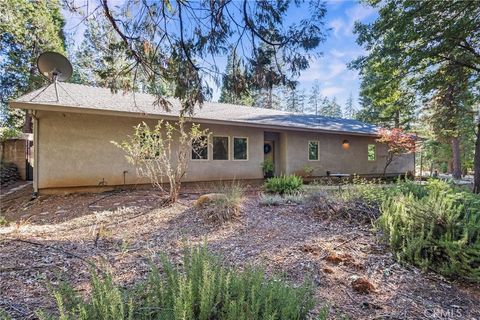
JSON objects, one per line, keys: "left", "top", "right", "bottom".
{"left": 0, "top": 216, "right": 8, "bottom": 227}
{"left": 264, "top": 175, "right": 303, "bottom": 195}
{"left": 259, "top": 192, "right": 306, "bottom": 206}
{"left": 378, "top": 180, "right": 480, "bottom": 281}
{"left": 42, "top": 246, "right": 322, "bottom": 320}
{"left": 307, "top": 191, "right": 380, "bottom": 224}
{"left": 196, "top": 183, "right": 244, "bottom": 223}
{"left": 283, "top": 193, "right": 306, "bottom": 204}
{"left": 259, "top": 193, "right": 284, "bottom": 206}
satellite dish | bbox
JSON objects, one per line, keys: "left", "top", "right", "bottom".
{"left": 37, "top": 52, "right": 73, "bottom": 82}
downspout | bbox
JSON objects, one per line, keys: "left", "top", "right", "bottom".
{"left": 30, "top": 110, "right": 39, "bottom": 196}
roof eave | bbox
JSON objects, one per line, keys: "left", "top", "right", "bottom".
{"left": 10, "top": 101, "right": 379, "bottom": 137}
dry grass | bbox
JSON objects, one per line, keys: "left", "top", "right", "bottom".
{"left": 195, "top": 182, "right": 245, "bottom": 223}
{"left": 0, "top": 185, "right": 479, "bottom": 319}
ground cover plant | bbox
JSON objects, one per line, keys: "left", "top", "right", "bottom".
{"left": 1, "top": 183, "right": 480, "bottom": 319}
{"left": 303, "top": 178, "right": 480, "bottom": 281}
{"left": 37, "top": 246, "right": 322, "bottom": 320}
{"left": 378, "top": 180, "right": 480, "bottom": 281}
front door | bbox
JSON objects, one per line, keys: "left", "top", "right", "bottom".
{"left": 264, "top": 140, "right": 274, "bottom": 176}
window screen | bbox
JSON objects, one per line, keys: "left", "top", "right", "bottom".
{"left": 213, "top": 136, "right": 229, "bottom": 160}
{"left": 308, "top": 141, "right": 319, "bottom": 160}
{"left": 368, "top": 144, "right": 376, "bottom": 161}
{"left": 233, "top": 137, "right": 248, "bottom": 160}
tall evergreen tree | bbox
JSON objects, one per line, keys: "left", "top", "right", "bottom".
{"left": 72, "top": 18, "right": 131, "bottom": 89}
{"left": 0, "top": 0, "right": 66, "bottom": 132}
{"left": 72, "top": 17, "right": 170, "bottom": 97}
{"left": 307, "top": 81, "right": 322, "bottom": 115}
{"left": 424, "top": 62, "right": 474, "bottom": 179}
{"left": 344, "top": 92, "right": 356, "bottom": 119}
{"left": 219, "top": 48, "right": 252, "bottom": 105}
{"left": 352, "top": 0, "right": 480, "bottom": 191}
{"left": 253, "top": 87, "right": 283, "bottom": 110}
{"left": 320, "top": 97, "right": 342, "bottom": 118}
{"left": 352, "top": 57, "right": 416, "bottom": 129}
{"left": 283, "top": 87, "right": 306, "bottom": 113}
{"left": 79, "top": 1, "right": 327, "bottom": 114}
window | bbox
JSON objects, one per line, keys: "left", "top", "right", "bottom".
{"left": 233, "top": 137, "right": 248, "bottom": 160}
{"left": 308, "top": 141, "right": 319, "bottom": 160}
{"left": 192, "top": 136, "right": 208, "bottom": 160}
{"left": 213, "top": 136, "right": 229, "bottom": 160}
{"left": 368, "top": 144, "right": 376, "bottom": 161}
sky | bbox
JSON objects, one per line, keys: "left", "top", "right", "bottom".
{"left": 64, "top": 0, "right": 377, "bottom": 113}
{"left": 295, "top": 0, "right": 377, "bottom": 109}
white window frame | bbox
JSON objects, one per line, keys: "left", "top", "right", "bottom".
{"left": 191, "top": 136, "right": 209, "bottom": 161}
{"left": 367, "top": 144, "right": 376, "bottom": 161}
{"left": 233, "top": 136, "right": 249, "bottom": 161}
{"left": 308, "top": 140, "right": 320, "bottom": 161}
{"left": 212, "top": 135, "right": 230, "bottom": 161}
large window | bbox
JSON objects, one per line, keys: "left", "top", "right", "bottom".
{"left": 192, "top": 136, "right": 208, "bottom": 160}
{"left": 368, "top": 144, "right": 376, "bottom": 161}
{"left": 233, "top": 137, "right": 248, "bottom": 160}
{"left": 213, "top": 136, "right": 229, "bottom": 160}
{"left": 308, "top": 141, "right": 319, "bottom": 160}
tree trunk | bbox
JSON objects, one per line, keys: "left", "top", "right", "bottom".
{"left": 451, "top": 136, "right": 462, "bottom": 179}
{"left": 383, "top": 154, "right": 393, "bottom": 177}
{"left": 394, "top": 110, "right": 400, "bottom": 128}
{"left": 23, "top": 60, "right": 37, "bottom": 133}
{"left": 473, "top": 122, "right": 480, "bottom": 193}
{"left": 23, "top": 111, "right": 33, "bottom": 133}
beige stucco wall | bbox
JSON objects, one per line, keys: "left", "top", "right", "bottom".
{"left": 36, "top": 110, "right": 264, "bottom": 190}
{"left": 284, "top": 131, "right": 414, "bottom": 176}
{"left": 34, "top": 110, "right": 414, "bottom": 192}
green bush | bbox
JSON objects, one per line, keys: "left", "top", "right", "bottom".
{"left": 42, "top": 246, "right": 323, "bottom": 320}
{"left": 264, "top": 175, "right": 303, "bottom": 195}
{"left": 378, "top": 180, "right": 480, "bottom": 281}
{"left": 0, "top": 126, "right": 21, "bottom": 142}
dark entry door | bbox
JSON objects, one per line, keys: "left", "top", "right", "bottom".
{"left": 26, "top": 140, "right": 33, "bottom": 181}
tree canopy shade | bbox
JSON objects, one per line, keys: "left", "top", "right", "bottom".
{"left": 353, "top": 0, "right": 480, "bottom": 77}
{"left": 351, "top": 0, "right": 480, "bottom": 192}
{"left": 0, "top": 0, "right": 66, "bottom": 132}
{"left": 65, "top": 0, "right": 327, "bottom": 114}
{"left": 218, "top": 48, "right": 252, "bottom": 106}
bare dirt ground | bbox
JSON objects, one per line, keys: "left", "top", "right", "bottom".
{"left": 1, "top": 184, "right": 479, "bottom": 319}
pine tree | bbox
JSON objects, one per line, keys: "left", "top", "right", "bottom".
{"left": 0, "top": 0, "right": 66, "bottom": 132}
{"left": 344, "top": 93, "right": 356, "bottom": 119}
{"left": 283, "top": 87, "right": 306, "bottom": 113}
{"left": 219, "top": 48, "right": 252, "bottom": 105}
{"left": 320, "top": 97, "right": 342, "bottom": 118}
{"left": 71, "top": 18, "right": 168, "bottom": 95}
{"left": 253, "top": 87, "right": 282, "bottom": 110}
{"left": 307, "top": 81, "right": 322, "bottom": 115}
{"left": 424, "top": 62, "right": 473, "bottom": 179}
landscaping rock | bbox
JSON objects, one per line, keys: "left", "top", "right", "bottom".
{"left": 195, "top": 193, "right": 227, "bottom": 207}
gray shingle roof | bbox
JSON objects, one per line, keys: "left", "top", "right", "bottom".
{"left": 13, "top": 82, "right": 379, "bottom": 136}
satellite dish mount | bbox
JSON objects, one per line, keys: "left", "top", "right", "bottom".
{"left": 36, "top": 52, "right": 73, "bottom": 102}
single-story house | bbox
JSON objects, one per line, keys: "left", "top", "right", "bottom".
{"left": 10, "top": 83, "right": 414, "bottom": 194}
